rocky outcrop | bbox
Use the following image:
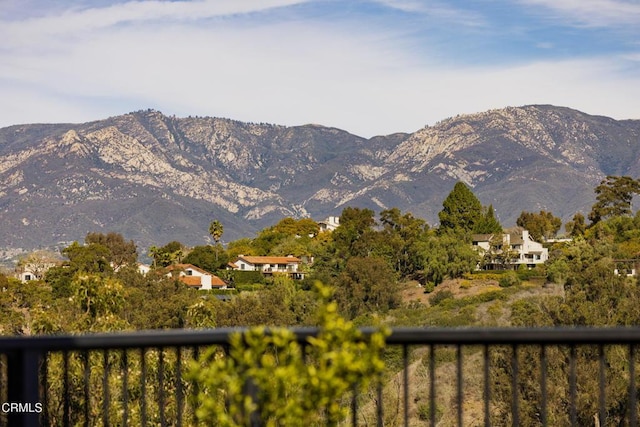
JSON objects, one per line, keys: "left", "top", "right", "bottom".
{"left": 0, "top": 105, "right": 639, "bottom": 254}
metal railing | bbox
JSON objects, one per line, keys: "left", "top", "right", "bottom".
{"left": 2, "top": 327, "right": 640, "bottom": 426}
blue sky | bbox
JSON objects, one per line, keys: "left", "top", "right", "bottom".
{"left": 1, "top": 0, "right": 639, "bottom": 137}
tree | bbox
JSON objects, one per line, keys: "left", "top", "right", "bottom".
{"left": 438, "top": 182, "right": 483, "bottom": 233}
{"left": 516, "top": 210, "right": 562, "bottom": 241}
{"left": 209, "top": 220, "right": 224, "bottom": 262}
{"left": 378, "top": 208, "right": 430, "bottom": 277}
{"left": 149, "top": 241, "right": 185, "bottom": 268}
{"left": 272, "top": 217, "right": 319, "bottom": 237}
{"left": 226, "top": 238, "right": 259, "bottom": 259}
{"left": 418, "top": 233, "right": 479, "bottom": 285}
{"left": 334, "top": 256, "right": 400, "bottom": 319}
{"left": 85, "top": 232, "right": 137, "bottom": 269}
{"left": 565, "top": 212, "right": 586, "bottom": 237}
{"left": 209, "top": 220, "right": 224, "bottom": 244}
{"left": 62, "top": 242, "right": 112, "bottom": 274}
{"left": 588, "top": 175, "right": 640, "bottom": 224}
{"left": 474, "top": 205, "right": 503, "bottom": 234}
{"left": 70, "top": 273, "right": 124, "bottom": 320}
{"left": 332, "top": 207, "right": 377, "bottom": 259}
{"left": 183, "top": 245, "right": 228, "bottom": 272}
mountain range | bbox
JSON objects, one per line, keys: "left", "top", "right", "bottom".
{"left": 1, "top": 105, "right": 639, "bottom": 256}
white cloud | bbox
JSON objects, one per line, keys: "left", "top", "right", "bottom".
{"left": 372, "top": 0, "right": 431, "bottom": 13}
{"left": 370, "top": 0, "right": 486, "bottom": 27}
{"left": 1, "top": 1, "right": 639, "bottom": 137}
{"left": 0, "top": 0, "right": 309, "bottom": 46}
{"left": 518, "top": 0, "right": 640, "bottom": 27}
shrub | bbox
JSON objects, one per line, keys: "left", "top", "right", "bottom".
{"left": 187, "top": 283, "right": 388, "bottom": 426}
{"left": 417, "top": 402, "right": 443, "bottom": 422}
{"left": 423, "top": 281, "right": 435, "bottom": 294}
{"left": 499, "top": 271, "right": 521, "bottom": 288}
{"left": 235, "top": 283, "right": 266, "bottom": 292}
{"left": 516, "top": 265, "right": 545, "bottom": 281}
{"left": 460, "top": 279, "right": 472, "bottom": 289}
{"left": 227, "top": 270, "right": 265, "bottom": 285}
{"left": 429, "top": 290, "right": 454, "bottom": 306}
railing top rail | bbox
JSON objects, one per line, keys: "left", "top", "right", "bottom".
{"left": 386, "top": 327, "right": 640, "bottom": 345}
{"left": 4, "top": 327, "right": 640, "bottom": 352}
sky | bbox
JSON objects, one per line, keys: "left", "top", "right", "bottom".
{"left": 1, "top": 0, "right": 639, "bottom": 137}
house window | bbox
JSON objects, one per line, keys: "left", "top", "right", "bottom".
{"left": 240, "top": 264, "right": 245, "bottom": 270}
{"left": 186, "top": 270, "right": 193, "bottom": 276}
{"left": 24, "top": 274, "right": 32, "bottom": 281}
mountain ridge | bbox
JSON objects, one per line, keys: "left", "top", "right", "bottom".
{"left": 1, "top": 105, "right": 639, "bottom": 255}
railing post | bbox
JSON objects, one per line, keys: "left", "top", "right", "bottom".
{"left": 6, "top": 348, "right": 42, "bottom": 427}
{"left": 243, "top": 376, "right": 261, "bottom": 427}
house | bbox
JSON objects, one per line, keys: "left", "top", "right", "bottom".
{"left": 318, "top": 216, "right": 340, "bottom": 232}
{"left": 14, "top": 254, "right": 62, "bottom": 282}
{"left": 166, "top": 264, "right": 227, "bottom": 290}
{"left": 16, "top": 268, "right": 44, "bottom": 283}
{"left": 472, "top": 227, "right": 548, "bottom": 269}
{"left": 137, "top": 263, "right": 151, "bottom": 275}
{"left": 228, "top": 255, "right": 304, "bottom": 280}
{"left": 613, "top": 259, "right": 640, "bottom": 277}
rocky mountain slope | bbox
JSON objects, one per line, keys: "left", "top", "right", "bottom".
{"left": 1, "top": 105, "right": 639, "bottom": 254}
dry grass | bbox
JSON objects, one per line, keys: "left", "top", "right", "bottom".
{"left": 357, "top": 346, "right": 492, "bottom": 426}
{"left": 377, "top": 276, "right": 567, "bottom": 424}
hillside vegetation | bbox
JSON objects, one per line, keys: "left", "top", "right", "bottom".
{"left": 3, "top": 177, "right": 640, "bottom": 424}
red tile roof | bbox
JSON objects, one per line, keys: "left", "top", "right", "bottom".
{"left": 168, "top": 263, "right": 227, "bottom": 288}
{"left": 180, "top": 276, "right": 202, "bottom": 287}
{"left": 211, "top": 275, "right": 227, "bottom": 287}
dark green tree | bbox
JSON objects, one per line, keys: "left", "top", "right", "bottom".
{"left": 332, "top": 207, "right": 377, "bottom": 259}
{"left": 417, "top": 233, "right": 479, "bottom": 285}
{"left": 565, "top": 212, "right": 586, "bottom": 237}
{"left": 62, "top": 242, "right": 112, "bottom": 274}
{"left": 183, "top": 245, "right": 228, "bottom": 272}
{"left": 334, "top": 256, "right": 400, "bottom": 319}
{"left": 149, "top": 241, "right": 185, "bottom": 268}
{"left": 438, "top": 182, "right": 483, "bottom": 233}
{"left": 473, "top": 204, "right": 503, "bottom": 234}
{"left": 378, "top": 208, "right": 430, "bottom": 277}
{"left": 588, "top": 175, "right": 640, "bottom": 224}
{"left": 516, "top": 210, "right": 562, "bottom": 241}
{"left": 85, "top": 232, "right": 137, "bottom": 269}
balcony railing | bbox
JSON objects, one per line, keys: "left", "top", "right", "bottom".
{"left": 2, "top": 327, "right": 640, "bottom": 426}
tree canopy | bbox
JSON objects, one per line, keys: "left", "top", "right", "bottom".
{"left": 588, "top": 175, "right": 640, "bottom": 224}
{"left": 516, "top": 210, "right": 562, "bottom": 241}
{"left": 438, "top": 181, "right": 483, "bottom": 233}
{"left": 474, "top": 204, "right": 503, "bottom": 234}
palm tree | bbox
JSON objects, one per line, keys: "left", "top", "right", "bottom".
{"left": 148, "top": 245, "right": 159, "bottom": 268}
{"left": 209, "top": 220, "right": 224, "bottom": 262}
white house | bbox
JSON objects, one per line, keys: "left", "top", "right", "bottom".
{"left": 14, "top": 253, "right": 62, "bottom": 282}
{"left": 228, "top": 255, "right": 304, "bottom": 279}
{"left": 472, "top": 227, "right": 548, "bottom": 269}
{"left": 16, "top": 268, "right": 42, "bottom": 283}
{"left": 137, "top": 263, "right": 151, "bottom": 275}
{"left": 318, "top": 216, "right": 340, "bottom": 232}
{"left": 167, "top": 264, "right": 227, "bottom": 290}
